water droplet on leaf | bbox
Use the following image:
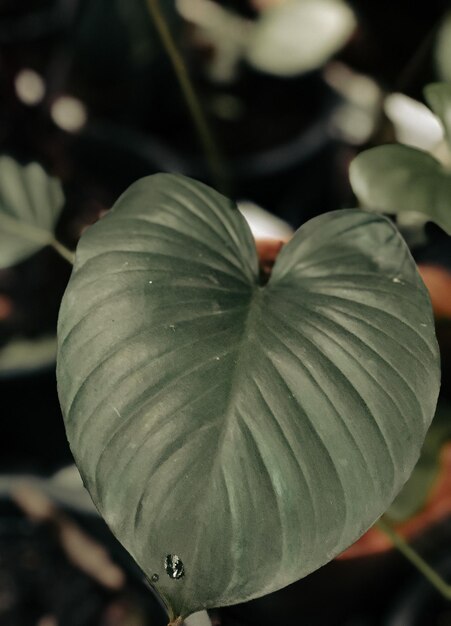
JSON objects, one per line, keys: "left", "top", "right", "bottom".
{"left": 165, "top": 554, "right": 185, "bottom": 579}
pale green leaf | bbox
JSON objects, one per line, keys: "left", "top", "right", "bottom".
{"left": 424, "top": 82, "right": 451, "bottom": 146}
{"left": 436, "top": 11, "right": 451, "bottom": 83}
{"left": 245, "top": 0, "right": 356, "bottom": 77}
{"left": 0, "top": 156, "right": 64, "bottom": 268}
{"left": 349, "top": 144, "right": 451, "bottom": 235}
{"left": 57, "top": 174, "right": 440, "bottom": 621}
{"left": 387, "top": 401, "right": 451, "bottom": 523}
{"left": 0, "top": 335, "right": 57, "bottom": 377}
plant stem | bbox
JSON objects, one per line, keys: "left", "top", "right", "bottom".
{"left": 51, "top": 238, "right": 75, "bottom": 265}
{"left": 145, "top": 0, "right": 228, "bottom": 193}
{"left": 376, "top": 517, "right": 451, "bottom": 599}
{"left": 0, "top": 213, "right": 75, "bottom": 265}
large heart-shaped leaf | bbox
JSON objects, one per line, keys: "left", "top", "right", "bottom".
{"left": 349, "top": 83, "right": 451, "bottom": 235}
{"left": 245, "top": 0, "right": 356, "bottom": 77}
{"left": 57, "top": 174, "right": 440, "bottom": 622}
{"left": 0, "top": 156, "right": 64, "bottom": 268}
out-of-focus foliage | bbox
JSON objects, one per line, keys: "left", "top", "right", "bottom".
{"left": 350, "top": 83, "right": 451, "bottom": 236}
{"left": 0, "top": 156, "right": 64, "bottom": 268}
{"left": 436, "top": 11, "right": 451, "bottom": 83}
{"left": 426, "top": 83, "right": 451, "bottom": 144}
{"left": 245, "top": 0, "right": 356, "bottom": 77}
{"left": 177, "top": 0, "right": 355, "bottom": 82}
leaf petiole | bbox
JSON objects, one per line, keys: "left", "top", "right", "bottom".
{"left": 145, "top": 0, "right": 228, "bottom": 193}
{"left": 376, "top": 517, "right": 451, "bottom": 600}
{"left": 51, "top": 238, "right": 75, "bottom": 265}
{"left": 0, "top": 212, "right": 74, "bottom": 265}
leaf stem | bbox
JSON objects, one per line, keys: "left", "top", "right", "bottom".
{"left": 376, "top": 517, "right": 451, "bottom": 599}
{"left": 0, "top": 213, "right": 74, "bottom": 265}
{"left": 145, "top": 0, "right": 228, "bottom": 193}
{"left": 51, "top": 238, "right": 75, "bottom": 265}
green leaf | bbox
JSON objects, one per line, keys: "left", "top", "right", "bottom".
{"left": 57, "top": 174, "right": 440, "bottom": 621}
{"left": 387, "top": 401, "right": 451, "bottom": 523}
{"left": 349, "top": 144, "right": 451, "bottom": 235}
{"left": 349, "top": 82, "right": 451, "bottom": 236}
{"left": 424, "top": 82, "right": 451, "bottom": 145}
{"left": 245, "top": 0, "right": 356, "bottom": 77}
{"left": 0, "top": 156, "right": 64, "bottom": 268}
{"left": 436, "top": 11, "right": 451, "bottom": 84}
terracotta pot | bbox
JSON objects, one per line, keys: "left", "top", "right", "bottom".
{"left": 418, "top": 264, "right": 451, "bottom": 320}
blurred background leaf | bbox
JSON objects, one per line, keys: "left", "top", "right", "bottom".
{"left": 245, "top": 0, "right": 356, "bottom": 77}
{"left": 0, "top": 155, "right": 64, "bottom": 268}
{"left": 424, "top": 82, "right": 451, "bottom": 143}
{"left": 350, "top": 143, "right": 451, "bottom": 235}
{"left": 436, "top": 11, "right": 451, "bottom": 83}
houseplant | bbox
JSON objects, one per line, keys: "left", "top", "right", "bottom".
{"left": 0, "top": 154, "right": 440, "bottom": 624}
{"left": 0, "top": 2, "right": 451, "bottom": 619}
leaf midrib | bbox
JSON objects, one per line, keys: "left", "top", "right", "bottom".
{"left": 212, "top": 284, "right": 264, "bottom": 465}
{"left": 178, "top": 283, "right": 263, "bottom": 616}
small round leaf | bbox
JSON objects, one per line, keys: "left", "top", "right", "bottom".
{"left": 245, "top": 0, "right": 356, "bottom": 77}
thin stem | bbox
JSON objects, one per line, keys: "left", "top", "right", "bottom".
{"left": 0, "top": 213, "right": 74, "bottom": 265}
{"left": 145, "top": 0, "right": 228, "bottom": 193}
{"left": 376, "top": 518, "right": 451, "bottom": 599}
{"left": 51, "top": 238, "right": 75, "bottom": 265}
